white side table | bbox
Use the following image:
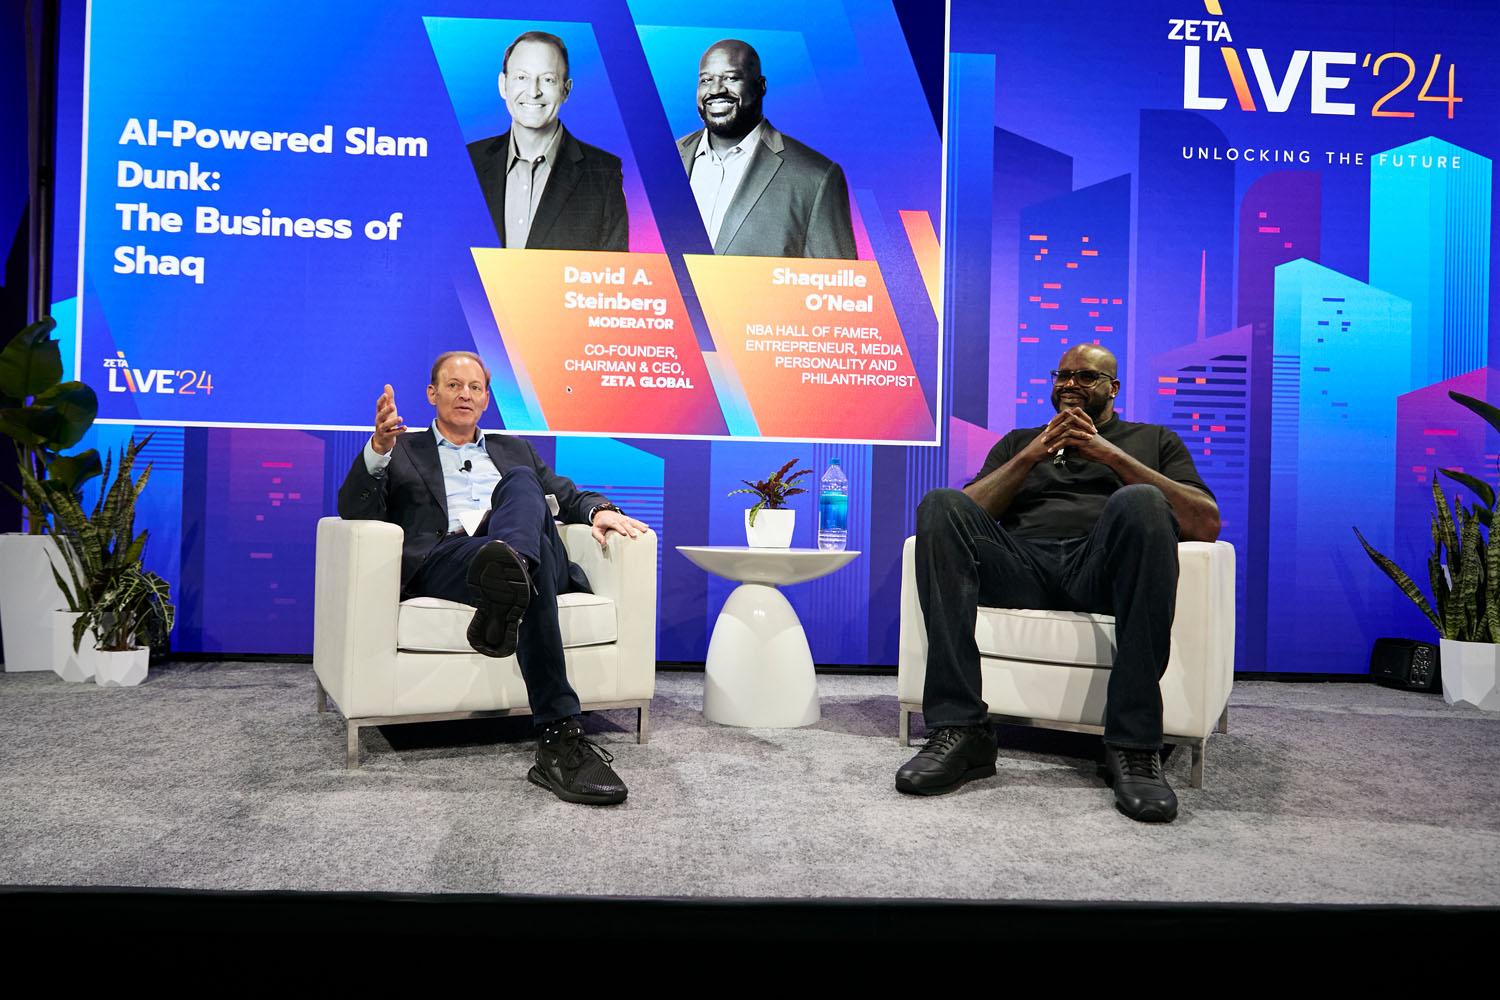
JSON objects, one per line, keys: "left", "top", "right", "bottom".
{"left": 676, "top": 546, "right": 861, "bottom": 727}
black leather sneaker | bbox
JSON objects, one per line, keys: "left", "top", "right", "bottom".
{"left": 895, "top": 724, "right": 998, "bottom": 795}
{"left": 1102, "top": 746, "right": 1178, "bottom": 823}
{"left": 528, "top": 718, "right": 628, "bottom": 805}
{"left": 466, "top": 540, "right": 531, "bottom": 658}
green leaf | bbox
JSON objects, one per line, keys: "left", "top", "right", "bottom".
{"left": 1438, "top": 467, "right": 1496, "bottom": 510}
{"left": 47, "top": 449, "right": 103, "bottom": 492}
{"left": 1353, "top": 527, "right": 1440, "bottom": 633}
{"left": 0, "top": 317, "right": 61, "bottom": 399}
{"left": 1449, "top": 390, "right": 1500, "bottom": 437}
{"left": 31, "top": 381, "right": 99, "bottom": 449}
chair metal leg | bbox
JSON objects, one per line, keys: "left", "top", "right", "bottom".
{"left": 637, "top": 703, "right": 650, "bottom": 744}
{"left": 316, "top": 680, "right": 327, "bottom": 714}
{"left": 1217, "top": 704, "right": 1229, "bottom": 734}
{"left": 1190, "top": 739, "right": 1205, "bottom": 789}
{"left": 899, "top": 708, "right": 911, "bottom": 746}
{"left": 346, "top": 721, "right": 361, "bottom": 770}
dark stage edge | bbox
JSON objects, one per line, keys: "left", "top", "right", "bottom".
{"left": 3, "top": 887, "right": 1497, "bottom": 944}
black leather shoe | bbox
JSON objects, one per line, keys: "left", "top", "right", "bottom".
{"left": 466, "top": 541, "right": 531, "bottom": 658}
{"left": 1101, "top": 746, "right": 1178, "bottom": 823}
{"left": 895, "top": 724, "right": 998, "bottom": 795}
{"left": 528, "top": 719, "right": 628, "bottom": 805}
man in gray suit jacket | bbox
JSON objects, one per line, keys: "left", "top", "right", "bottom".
{"left": 468, "top": 31, "right": 628, "bottom": 251}
{"left": 337, "top": 351, "right": 649, "bottom": 805}
{"left": 677, "top": 39, "right": 856, "bottom": 259}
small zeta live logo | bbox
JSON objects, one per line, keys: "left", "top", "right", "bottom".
{"left": 1172, "top": 0, "right": 1462, "bottom": 119}
{"left": 104, "top": 351, "right": 216, "bottom": 395}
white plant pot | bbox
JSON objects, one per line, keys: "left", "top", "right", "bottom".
{"left": 1439, "top": 638, "right": 1500, "bottom": 712}
{"left": 745, "top": 507, "right": 795, "bottom": 548}
{"left": 51, "top": 610, "right": 91, "bottom": 683}
{"left": 84, "top": 645, "right": 150, "bottom": 688}
{"left": 0, "top": 534, "right": 69, "bottom": 672}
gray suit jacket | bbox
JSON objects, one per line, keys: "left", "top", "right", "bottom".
{"left": 468, "top": 124, "right": 628, "bottom": 251}
{"left": 337, "top": 430, "right": 607, "bottom": 595}
{"left": 677, "top": 120, "right": 856, "bottom": 259}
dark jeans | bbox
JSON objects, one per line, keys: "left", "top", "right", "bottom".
{"left": 914, "top": 485, "right": 1180, "bottom": 749}
{"left": 407, "top": 466, "right": 583, "bottom": 726}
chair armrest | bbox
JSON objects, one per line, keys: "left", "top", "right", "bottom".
{"left": 561, "top": 524, "right": 658, "bottom": 666}
{"left": 313, "top": 517, "right": 404, "bottom": 716}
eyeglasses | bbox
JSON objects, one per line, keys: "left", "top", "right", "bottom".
{"left": 1050, "top": 369, "right": 1113, "bottom": 387}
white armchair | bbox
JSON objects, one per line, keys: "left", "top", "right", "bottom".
{"left": 313, "top": 517, "right": 658, "bottom": 768}
{"left": 897, "top": 537, "right": 1235, "bottom": 787}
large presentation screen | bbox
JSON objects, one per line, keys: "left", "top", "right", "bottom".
{"left": 74, "top": 0, "right": 943, "bottom": 443}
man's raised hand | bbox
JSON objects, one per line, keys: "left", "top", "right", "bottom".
{"left": 372, "top": 384, "right": 406, "bottom": 455}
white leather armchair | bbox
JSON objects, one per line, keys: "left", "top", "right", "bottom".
{"left": 897, "top": 537, "right": 1235, "bottom": 787}
{"left": 313, "top": 517, "right": 658, "bottom": 768}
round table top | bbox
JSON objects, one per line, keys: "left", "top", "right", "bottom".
{"left": 675, "top": 545, "right": 861, "bottom": 586}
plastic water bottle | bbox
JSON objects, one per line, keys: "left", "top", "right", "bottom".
{"left": 818, "top": 459, "right": 849, "bottom": 551}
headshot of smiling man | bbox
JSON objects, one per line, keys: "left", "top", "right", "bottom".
{"left": 677, "top": 38, "right": 856, "bottom": 259}
{"left": 467, "top": 30, "right": 628, "bottom": 251}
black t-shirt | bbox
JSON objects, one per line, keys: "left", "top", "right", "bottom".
{"left": 967, "top": 417, "right": 1214, "bottom": 539}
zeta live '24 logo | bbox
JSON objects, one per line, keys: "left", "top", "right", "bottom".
{"left": 104, "top": 351, "right": 215, "bottom": 395}
{"left": 1174, "top": 0, "right": 1462, "bottom": 118}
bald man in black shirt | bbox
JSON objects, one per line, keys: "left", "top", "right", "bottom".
{"left": 897, "top": 344, "right": 1219, "bottom": 823}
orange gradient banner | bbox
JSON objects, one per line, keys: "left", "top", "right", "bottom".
{"left": 683, "top": 255, "right": 934, "bottom": 441}
{"left": 473, "top": 249, "right": 725, "bottom": 434}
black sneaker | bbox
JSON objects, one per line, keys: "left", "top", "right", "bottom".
{"left": 466, "top": 540, "right": 531, "bottom": 658}
{"left": 528, "top": 718, "right": 628, "bottom": 805}
{"left": 895, "top": 724, "right": 998, "bottom": 795}
{"left": 1101, "top": 746, "right": 1178, "bottom": 823}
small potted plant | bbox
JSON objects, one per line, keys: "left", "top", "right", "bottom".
{"left": 0, "top": 316, "right": 102, "bottom": 674}
{"left": 730, "top": 459, "right": 811, "bottom": 548}
{"left": 1353, "top": 389, "right": 1500, "bottom": 710}
{"left": 21, "top": 435, "right": 174, "bottom": 686}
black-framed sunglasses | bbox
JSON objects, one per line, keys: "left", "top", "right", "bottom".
{"left": 1050, "top": 369, "right": 1113, "bottom": 387}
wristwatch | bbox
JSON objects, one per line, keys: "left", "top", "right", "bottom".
{"left": 588, "top": 503, "right": 623, "bottom": 524}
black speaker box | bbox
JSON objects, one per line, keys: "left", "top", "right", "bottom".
{"left": 1369, "top": 637, "right": 1441, "bottom": 692}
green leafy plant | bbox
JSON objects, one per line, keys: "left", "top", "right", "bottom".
{"left": 729, "top": 459, "right": 812, "bottom": 526}
{"left": 19, "top": 436, "right": 174, "bottom": 653}
{"left": 1353, "top": 390, "right": 1499, "bottom": 643}
{"left": 0, "top": 317, "right": 103, "bottom": 533}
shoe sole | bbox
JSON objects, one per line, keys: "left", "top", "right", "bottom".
{"left": 895, "top": 761, "right": 997, "bottom": 796}
{"left": 466, "top": 542, "right": 531, "bottom": 658}
{"left": 527, "top": 764, "right": 628, "bottom": 805}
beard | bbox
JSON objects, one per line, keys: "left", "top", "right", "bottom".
{"left": 1052, "top": 386, "right": 1112, "bottom": 422}
{"left": 699, "top": 92, "right": 763, "bottom": 139}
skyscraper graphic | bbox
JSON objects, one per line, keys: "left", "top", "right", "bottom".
{"left": 1149, "top": 325, "right": 1252, "bottom": 666}
{"left": 1016, "top": 174, "right": 1130, "bottom": 417}
{"left": 1268, "top": 260, "right": 1413, "bottom": 668}
{"left": 991, "top": 128, "right": 1073, "bottom": 433}
{"left": 1370, "top": 137, "right": 1492, "bottom": 384}
{"left": 1237, "top": 170, "right": 1321, "bottom": 672}
{"left": 1133, "top": 111, "right": 1234, "bottom": 414}
{"left": 1390, "top": 367, "right": 1500, "bottom": 639}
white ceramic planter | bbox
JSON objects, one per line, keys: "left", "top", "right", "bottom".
{"left": 1439, "top": 638, "right": 1500, "bottom": 712}
{"left": 85, "top": 645, "right": 149, "bottom": 688}
{"left": 744, "top": 507, "right": 795, "bottom": 548}
{"left": 51, "top": 610, "right": 91, "bottom": 682}
{"left": 0, "top": 534, "right": 69, "bottom": 672}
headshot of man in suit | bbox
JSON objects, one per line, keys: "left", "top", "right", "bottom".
{"left": 467, "top": 30, "right": 629, "bottom": 251}
{"left": 677, "top": 39, "right": 857, "bottom": 260}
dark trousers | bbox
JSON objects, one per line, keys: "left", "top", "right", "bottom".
{"left": 407, "top": 466, "right": 583, "bottom": 725}
{"left": 914, "top": 485, "right": 1180, "bottom": 749}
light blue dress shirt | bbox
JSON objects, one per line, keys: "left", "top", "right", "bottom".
{"left": 363, "top": 424, "right": 503, "bottom": 533}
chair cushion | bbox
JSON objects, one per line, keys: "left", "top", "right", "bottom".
{"left": 975, "top": 606, "right": 1116, "bottom": 668}
{"left": 396, "top": 592, "right": 617, "bottom": 653}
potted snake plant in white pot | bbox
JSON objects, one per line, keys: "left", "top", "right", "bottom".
{"left": 731, "top": 459, "right": 811, "bottom": 548}
{"left": 0, "top": 316, "right": 102, "bottom": 674}
{"left": 21, "top": 435, "right": 174, "bottom": 686}
{"left": 1354, "top": 390, "right": 1500, "bottom": 711}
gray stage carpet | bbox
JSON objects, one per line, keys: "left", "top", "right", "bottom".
{"left": 1, "top": 662, "right": 1497, "bottom": 906}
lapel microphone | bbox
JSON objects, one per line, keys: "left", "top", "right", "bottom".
{"left": 461, "top": 460, "right": 472, "bottom": 473}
